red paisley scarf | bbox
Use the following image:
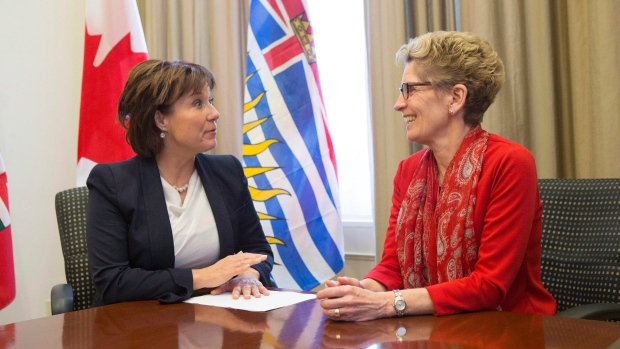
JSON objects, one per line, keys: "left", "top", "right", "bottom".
{"left": 395, "top": 125, "right": 489, "bottom": 288}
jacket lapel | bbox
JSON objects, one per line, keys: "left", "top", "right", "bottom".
{"left": 195, "top": 155, "right": 234, "bottom": 257}
{"left": 139, "top": 157, "right": 175, "bottom": 269}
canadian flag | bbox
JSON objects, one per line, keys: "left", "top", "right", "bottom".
{"left": 0, "top": 152, "right": 15, "bottom": 310}
{"left": 77, "top": 0, "right": 148, "bottom": 186}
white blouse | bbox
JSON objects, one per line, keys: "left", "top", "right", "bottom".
{"left": 160, "top": 169, "right": 220, "bottom": 269}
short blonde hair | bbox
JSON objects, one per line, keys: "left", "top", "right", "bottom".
{"left": 396, "top": 31, "right": 505, "bottom": 125}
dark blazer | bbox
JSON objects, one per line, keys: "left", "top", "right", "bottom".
{"left": 86, "top": 154, "right": 274, "bottom": 306}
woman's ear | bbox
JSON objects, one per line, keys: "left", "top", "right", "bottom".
{"left": 154, "top": 112, "right": 166, "bottom": 131}
{"left": 449, "top": 84, "right": 467, "bottom": 114}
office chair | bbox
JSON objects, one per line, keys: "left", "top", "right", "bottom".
{"left": 51, "top": 186, "right": 96, "bottom": 315}
{"left": 539, "top": 178, "right": 620, "bottom": 321}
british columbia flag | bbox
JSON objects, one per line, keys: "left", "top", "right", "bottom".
{"left": 242, "top": 0, "right": 344, "bottom": 290}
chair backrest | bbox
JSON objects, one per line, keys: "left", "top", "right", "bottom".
{"left": 539, "top": 178, "right": 620, "bottom": 312}
{"left": 55, "top": 186, "right": 95, "bottom": 311}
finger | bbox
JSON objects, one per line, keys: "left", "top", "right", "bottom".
{"left": 322, "top": 307, "right": 343, "bottom": 320}
{"left": 325, "top": 280, "right": 340, "bottom": 288}
{"left": 350, "top": 278, "right": 360, "bottom": 286}
{"left": 246, "top": 253, "right": 268, "bottom": 261}
{"left": 251, "top": 285, "right": 262, "bottom": 298}
{"left": 248, "top": 256, "right": 266, "bottom": 266}
{"left": 319, "top": 298, "right": 335, "bottom": 310}
{"left": 241, "top": 253, "right": 267, "bottom": 263}
{"left": 242, "top": 285, "right": 252, "bottom": 299}
{"left": 316, "top": 288, "right": 328, "bottom": 300}
{"left": 210, "top": 284, "right": 225, "bottom": 295}
{"left": 232, "top": 286, "right": 242, "bottom": 299}
{"left": 222, "top": 255, "right": 265, "bottom": 272}
{"left": 317, "top": 285, "right": 348, "bottom": 299}
{"left": 236, "top": 252, "right": 267, "bottom": 261}
{"left": 212, "top": 260, "right": 250, "bottom": 278}
{"left": 225, "top": 252, "right": 252, "bottom": 264}
{"left": 337, "top": 276, "right": 358, "bottom": 286}
{"left": 319, "top": 297, "right": 348, "bottom": 312}
{"left": 229, "top": 257, "right": 262, "bottom": 271}
{"left": 259, "top": 286, "right": 270, "bottom": 296}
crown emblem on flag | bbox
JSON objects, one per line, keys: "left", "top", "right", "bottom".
{"left": 290, "top": 14, "right": 317, "bottom": 64}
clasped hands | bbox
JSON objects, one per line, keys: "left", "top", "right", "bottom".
{"left": 317, "top": 276, "right": 392, "bottom": 322}
{"left": 193, "top": 251, "right": 270, "bottom": 299}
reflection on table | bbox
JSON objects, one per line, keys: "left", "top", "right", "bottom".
{"left": 2, "top": 295, "right": 620, "bottom": 348}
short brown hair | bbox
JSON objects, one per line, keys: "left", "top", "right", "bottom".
{"left": 117, "top": 59, "right": 216, "bottom": 158}
{"left": 396, "top": 31, "right": 505, "bottom": 125}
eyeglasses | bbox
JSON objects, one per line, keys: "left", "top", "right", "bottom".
{"left": 399, "top": 82, "right": 432, "bottom": 99}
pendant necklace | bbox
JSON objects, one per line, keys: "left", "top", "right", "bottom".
{"left": 158, "top": 167, "right": 189, "bottom": 193}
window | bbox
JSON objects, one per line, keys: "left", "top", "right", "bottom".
{"left": 307, "top": 1, "right": 375, "bottom": 256}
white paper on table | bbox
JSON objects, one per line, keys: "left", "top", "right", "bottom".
{"left": 184, "top": 290, "right": 316, "bottom": 312}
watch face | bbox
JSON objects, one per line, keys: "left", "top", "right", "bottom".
{"left": 396, "top": 327, "right": 407, "bottom": 337}
{"left": 395, "top": 299, "right": 406, "bottom": 311}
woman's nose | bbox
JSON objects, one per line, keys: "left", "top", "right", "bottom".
{"left": 209, "top": 107, "right": 220, "bottom": 121}
{"left": 394, "top": 95, "right": 406, "bottom": 111}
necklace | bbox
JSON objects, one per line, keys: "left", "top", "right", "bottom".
{"left": 158, "top": 167, "right": 189, "bottom": 193}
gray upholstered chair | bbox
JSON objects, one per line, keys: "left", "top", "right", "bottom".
{"left": 51, "top": 186, "right": 96, "bottom": 315}
{"left": 539, "top": 178, "right": 620, "bottom": 321}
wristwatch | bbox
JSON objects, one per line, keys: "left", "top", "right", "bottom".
{"left": 393, "top": 289, "right": 406, "bottom": 316}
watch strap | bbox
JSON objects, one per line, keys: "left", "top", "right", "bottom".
{"left": 393, "top": 289, "right": 406, "bottom": 316}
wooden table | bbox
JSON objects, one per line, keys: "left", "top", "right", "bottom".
{"left": 2, "top": 297, "right": 620, "bottom": 348}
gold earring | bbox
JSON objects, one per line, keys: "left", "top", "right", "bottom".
{"left": 449, "top": 109, "right": 454, "bottom": 115}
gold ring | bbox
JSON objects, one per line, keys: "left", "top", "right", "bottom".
{"left": 334, "top": 308, "right": 340, "bottom": 318}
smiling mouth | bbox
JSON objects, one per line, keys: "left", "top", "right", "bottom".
{"left": 404, "top": 115, "right": 416, "bottom": 123}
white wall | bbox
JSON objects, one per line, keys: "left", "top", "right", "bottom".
{"left": 0, "top": 0, "right": 85, "bottom": 324}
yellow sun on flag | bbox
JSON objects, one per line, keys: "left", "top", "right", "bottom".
{"left": 243, "top": 72, "right": 287, "bottom": 247}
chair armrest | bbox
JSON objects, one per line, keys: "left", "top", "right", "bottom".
{"left": 51, "top": 284, "right": 74, "bottom": 315}
{"left": 556, "top": 303, "right": 620, "bottom": 321}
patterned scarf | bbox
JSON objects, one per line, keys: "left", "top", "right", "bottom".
{"left": 395, "top": 125, "right": 489, "bottom": 288}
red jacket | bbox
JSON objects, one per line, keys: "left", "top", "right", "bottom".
{"left": 366, "top": 134, "right": 556, "bottom": 316}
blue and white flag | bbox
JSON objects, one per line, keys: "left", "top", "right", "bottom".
{"left": 242, "top": 0, "right": 344, "bottom": 290}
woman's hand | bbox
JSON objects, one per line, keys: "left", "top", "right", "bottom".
{"left": 324, "top": 276, "right": 365, "bottom": 288}
{"left": 211, "top": 271, "right": 270, "bottom": 299}
{"left": 316, "top": 285, "right": 393, "bottom": 322}
{"left": 192, "top": 252, "right": 267, "bottom": 290}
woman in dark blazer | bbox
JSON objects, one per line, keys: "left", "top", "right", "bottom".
{"left": 86, "top": 59, "right": 273, "bottom": 306}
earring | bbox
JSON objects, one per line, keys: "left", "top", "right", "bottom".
{"left": 449, "top": 109, "right": 454, "bottom": 115}
{"left": 160, "top": 132, "right": 165, "bottom": 139}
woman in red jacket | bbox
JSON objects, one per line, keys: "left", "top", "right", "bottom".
{"left": 317, "top": 31, "right": 556, "bottom": 320}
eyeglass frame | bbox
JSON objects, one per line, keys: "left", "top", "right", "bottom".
{"left": 399, "top": 82, "right": 432, "bottom": 100}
